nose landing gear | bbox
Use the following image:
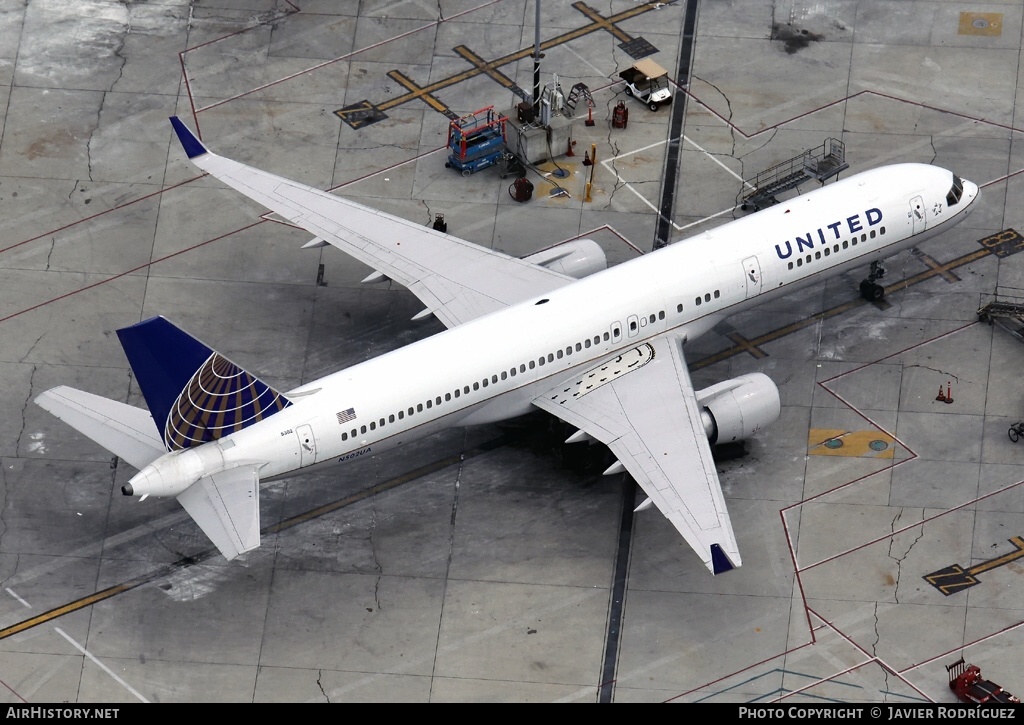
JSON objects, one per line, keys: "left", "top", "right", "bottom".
{"left": 859, "top": 261, "right": 886, "bottom": 301}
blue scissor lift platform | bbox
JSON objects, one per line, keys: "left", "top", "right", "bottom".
{"left": 445, "top": 106, "right": 508, "bottom": 176}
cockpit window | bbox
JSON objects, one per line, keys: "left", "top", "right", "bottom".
{"left": 946, "top": 174, "right": 964, "bottom": 206}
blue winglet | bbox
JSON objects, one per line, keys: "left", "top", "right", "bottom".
{"left": 170, "top": 116, "right": 208, "bottom": 159}
{"left": 710, "top": 544, "right": 735, "bottom": 575}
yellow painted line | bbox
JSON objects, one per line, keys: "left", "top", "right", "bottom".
{"left": 808, "top": 428, "right": 895, "bottom": 458}
{"left": 0, "top": 578, "right": 148, "bottom": 640}
{"left": 386, "top": 70, "right": 450, "bottom": 114}
{"left": 692, "top": 247, "right": 994, "bottom": 370}
{"left": 374, "top": 1, "right": 658, "bottom": 112}
{"left": 453, "top": 46, "right": 518, "bottom": 89}
{"left": 967, "top": 536, "right": 1024, "bottom": 575}
{"left": 0, "top": 436, "right": 508, "bottom": 640}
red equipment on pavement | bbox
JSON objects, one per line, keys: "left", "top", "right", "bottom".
{"left": 947, "top": 659, "right": 1020, "bottom": 704}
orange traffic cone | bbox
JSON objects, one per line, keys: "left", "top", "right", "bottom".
{"left": 944, "top": 381, "right": 953, "bottom": 404}
{"left": 936, "top": 384, "right": 946, "bottom": 402}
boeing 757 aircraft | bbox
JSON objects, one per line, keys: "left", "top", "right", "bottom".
{"left": 34, "top": 117, "right": 980, "bottom": 574}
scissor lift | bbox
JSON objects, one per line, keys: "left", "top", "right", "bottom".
{"left": 445, "top": 106, "right": 508, "bottom": 176}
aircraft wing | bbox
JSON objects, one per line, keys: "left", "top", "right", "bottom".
{"left": 170, "top": 117, "right": 574, "bottom": 328}
{"left": 34, "top": 386, "right": 166, "bottom": 471}
{"left": 532, "top": 334, "right": 740, "bottom": 574}
{"left": 176, "top": 466, "right": 261, "bottom": 561}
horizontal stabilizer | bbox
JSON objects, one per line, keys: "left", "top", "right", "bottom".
{"left": 176, "top": 466, "right": 261, "bottom": 560}
{"left": 34, "top": 386, "right": 165, "bottom": 471}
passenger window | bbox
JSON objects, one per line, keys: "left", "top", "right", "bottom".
{"left": 399, "top": 410, "right": 405, "bottom": 418}
{"left": 379, "top": 418, "right": 385, "bottom": 427}
{"left": 870, "top": 230, "right": 876, "bottom": 239}
{"left": 805, "top": 255, "right": 811, "bottom": 263}
{"left": 529, "top": 360, "right": 535, "bottom": 369}
{"left": 444, "top": 393, "right": 451, "bottom": 402}
{"left": 389, "top": 414, "right": 395, "bottom": 423}
{"left": 557, "top": 349, "right": 563, "bottom": 359}
{"left": 788, "top": 262, "right": 794, "bottom": 270}
{"left": 491, "top": 376, "right": 497, "bottom": 384}
{"left": 370, "top": 421, "right": 376, "bottom": 430}
{"left": 824, "top": 248, "right": 830, "bottom": 256}
{"left": 453, "top": 390, "right": 459, "bottom": 399}
{"left": 584, "top": 339, "right": 591, "bottom": 348}
{"left": 676, "top": 303, "right": 683, "bottom": 313}
{"left": 361, "top": 425, "right": 367, "bottom": 434}
{"left": 815, "top": 252, "right": 821, "bottom": 260}
{"left": 861, "top": 233, "right": 866, "bottom": 242}
{"left": 518, "top": 365, "right": 525, "bottom": 373}
{"left": 658, "top": 311, "right": 665, "bottom": 320}
{"left": 482, "top": 379, "right": 488, "bottom": 388}
{"left": 695, "top": 297, "right": 702, "bottom": 305}
{"left": 797, "top": 258, "right": 803, "bottom": 267}
{"left": 713, "top": 291, "right": 719, "bottom": 299}
{"left": 602, "top": 333, "right": 609, "bottom": 342}
{"left": 351, "top": 429, "right": 357, "bottom": 438}
{"left": 510, "top": 367, "right": 516, "bottom": 376}
{"left": 426, "top": 400, "right": 432, "bottom": 408}
{"left": 649, "top": 314, "right": 656, "bottom": 324}
{"left": 501, "top": 371, "right": 507, "bottom": 380}
{"left": 548, "top": 353, "right": 555, "bottom": 361}
{"left": 342, "top": 432, "right": 348, "bottom": 441}
{"left": 843, "top": 241, "right": 848, "bottom": 249}
{"left": 575, "top": 343, "right": 582, "bottom": 351}
{"left": 704, "top": 293, "right": 711, "bottom": 302}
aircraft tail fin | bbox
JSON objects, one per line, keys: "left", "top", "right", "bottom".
{"left": 116, "top": 316, "right": 292, "bottom": 452}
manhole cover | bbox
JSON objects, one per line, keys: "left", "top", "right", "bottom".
{"left": 869, "top": 440, "right": 889, "bottom": 452}
{"left": 824, "top": 438, "right": 843, "bottom": 449}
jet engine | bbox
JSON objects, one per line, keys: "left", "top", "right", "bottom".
{"left": 695, "top": 372, "right": 781, "bottom": 445}
{"left": 522, "top": 239, "right": 607, "bottom": 279}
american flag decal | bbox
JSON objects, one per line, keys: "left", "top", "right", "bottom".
{"left": 336, "top": 408, "right": 356, "bottom": 424}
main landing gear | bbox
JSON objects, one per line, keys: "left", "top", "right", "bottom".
{"left": 859, "top": 261, "right": 885, "bottom": 301}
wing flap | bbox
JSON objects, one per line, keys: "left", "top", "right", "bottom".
{"left": 176, "top": 466, "right": 261, "bottom": 560}
{"left": 34, "top": 386, "right": 165, "bottom": 471}
{"left": 172, "top": 117, "right": 572, "bottom": 327}
{"left": 533, "top": 335, "right": 740, "bottom": 574}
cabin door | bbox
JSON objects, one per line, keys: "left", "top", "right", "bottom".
{"left": 910, "top": 195, "right": 926, "bottom": 234}
{"left": 742, "top": 256, "right": 762, "bottom": 299}
{"left": 296, "top": 424, "right": 317, "bottom": 467}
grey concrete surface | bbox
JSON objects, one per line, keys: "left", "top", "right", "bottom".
{"left": 0, "top": 0, "right": 1021, "bottom": 704}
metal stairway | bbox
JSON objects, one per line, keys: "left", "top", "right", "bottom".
{"left": 741, "top": 138, "right": 849, "bottom": 211}
{"left": 978, "top": 288, "right": 1024, "bottom": 342}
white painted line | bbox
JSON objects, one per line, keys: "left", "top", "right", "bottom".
{"left": 55, "top": 627, "right": 150, "bottom": 703}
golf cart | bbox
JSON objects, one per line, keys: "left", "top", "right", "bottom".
{"left": 618, "top": 59, "right": 672, "bottom": 111}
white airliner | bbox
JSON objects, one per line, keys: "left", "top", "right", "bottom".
{"left": 34, "top": 117, "right": 980, "bottom": 574}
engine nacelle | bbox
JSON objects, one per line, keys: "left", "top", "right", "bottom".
{"left": 696, "top": 372, "right": 781, "bottom": 445}
{"left": 522, "top": 239, "right": 607, "bottom": 279}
